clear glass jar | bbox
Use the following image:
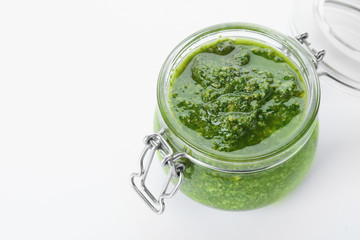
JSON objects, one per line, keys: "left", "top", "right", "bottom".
{"left": 131, "top": 23, "right": 322, "bottom": 213}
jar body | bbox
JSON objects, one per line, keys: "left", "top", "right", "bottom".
{"left": 153, "top": 23, "right": 321, "bottom": 211}
{"left": 154, "top": 110, "right": 319, "bottom": 210}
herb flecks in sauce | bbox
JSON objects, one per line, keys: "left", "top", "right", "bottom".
{"left": 169, "top": 39, "right": 305, "bottom": 152}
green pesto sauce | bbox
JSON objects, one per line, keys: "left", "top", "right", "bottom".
{"left": 154, "top": 38, "right": 318, "bottom": 211}
{"left": 154, "top": 111, "right": 318, "bottom": 210}
{"left": 169, "top": 39, "right": 306, "bottom": 153}
{"left": 178, "top": 123, "right": 318, "bottom": 210}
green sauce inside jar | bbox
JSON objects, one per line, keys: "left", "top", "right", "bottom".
{"left": 153, "top": 27, "right": 320, "bottom": 211}
{"left": 169, "top": 38, "right": 306, "bottom": 154}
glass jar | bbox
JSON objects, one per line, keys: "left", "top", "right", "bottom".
{"left": 131, "top": 23, "right": 323, "bottom": 214}
{"left": 292, "top": 0, "right": 360, "bottom": 94}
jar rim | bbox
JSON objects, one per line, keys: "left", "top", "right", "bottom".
{"left": 157, "top": 22, "right": 320, "bottom": 171}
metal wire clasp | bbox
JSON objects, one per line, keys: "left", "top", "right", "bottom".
{"left": 295, "top": 32, "right": 326, "bottom": 68}
{"left": 130, "top": 129, "right": 185, "bottom": 214}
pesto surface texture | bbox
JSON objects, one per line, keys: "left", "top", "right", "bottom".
{"left": 169, "top": 39, "right": 306, "bottom": 153}
{"left": 154, "top": 38, "right": 318, "bottom": 210}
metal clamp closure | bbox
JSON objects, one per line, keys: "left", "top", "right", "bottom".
{"left": 295, "top": 32, "right": 326, "bottom": 68}
{"left": 130, "top": 130, "right": 185, "bottom": 214}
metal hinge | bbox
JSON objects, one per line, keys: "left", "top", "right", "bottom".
{"left": 130, "top": 129, "right": 186, "bottom": 214}
{"left": 295, "top": 32, "right": 326, "bottom": 68}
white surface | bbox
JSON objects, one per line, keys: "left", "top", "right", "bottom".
{"left": 0, "top": 0, "right": 360, "bottom": 239}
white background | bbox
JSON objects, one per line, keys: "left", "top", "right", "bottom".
{"left": 0, "top": 0, "right": 360, "bottom": 239}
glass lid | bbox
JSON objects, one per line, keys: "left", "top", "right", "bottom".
{"left": 291, "top": 0, "right": 360, "bottom": 94}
